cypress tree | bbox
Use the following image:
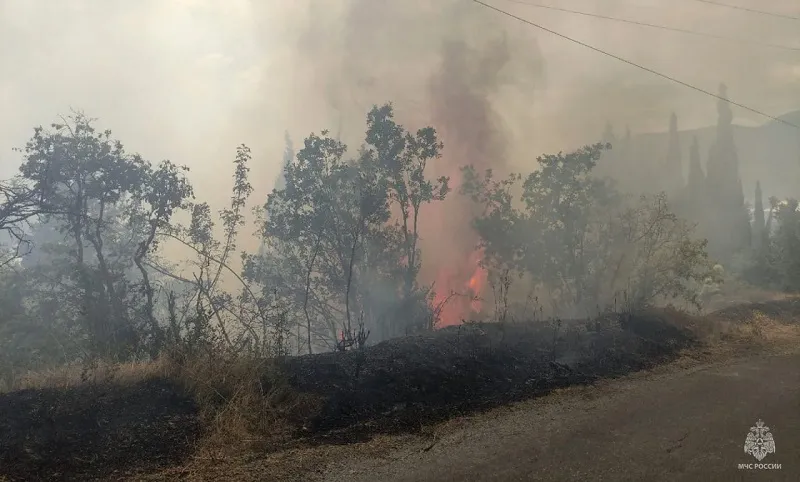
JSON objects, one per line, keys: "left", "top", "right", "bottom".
{"left": 259, "top": 132, "right": 293, "bottom": 256}
{"left": 687, "top": 136, "right": 704, "bottom": 196}
{"left": 753, "top": 181, "right": 766, "bottom": 249}
{"left": 602, "top": 121, "right": 616, "bottom": 147}
{"left": 665, "top": 112, "right": 683, "bottom": 194}
{"left": 276, "top": 131, "right": 293, "bottom": 191}
{"left": 596, "top": 121, "right": 618, "bottom": 182}
{"left": 683, "top": 136, "right": 706, "bottom": 227}
{"left": 622, "top": 125, "right": 632, "bottom": 176}
{"left": 703, "top": 83, "right": 751, "bottom": 262}
{"left": 737, "top": 177, "right": 751, "bottom": 248}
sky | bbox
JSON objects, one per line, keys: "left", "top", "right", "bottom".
{"left": 1, "top": 0, "right": 798, "bottom": 226}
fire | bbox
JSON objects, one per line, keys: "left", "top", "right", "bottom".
{"left": 433, "top": 248, "right": 487, "bottom": 327}
{"left": 412, "top": 160, "right": 488, "bottom": 328}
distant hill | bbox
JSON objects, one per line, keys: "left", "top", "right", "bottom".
{"left": 631, "top": 110, "right": 800, "bottom": 202}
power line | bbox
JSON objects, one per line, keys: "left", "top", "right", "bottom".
{"left": 471, "top": 0, "right": 799, "bottom": 129}
{"left": 502, "top": 0, "right": 800, "bottom": 51}
{"left": 692, "top": 0, "right": 800, "bottom": 21}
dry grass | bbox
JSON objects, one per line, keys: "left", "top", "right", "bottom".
{"left": 147, "top": 301, "right": 800, "bottom": 481}
{"left": 701, "top": 279, "right": 793, "bottom": 313}
{"left": 719, "top": 310, "right": 800, "bottom": 352}
{"left": 4, "top": 298, "right": 800, "bottom": 481}
{"left": 1, "top": 357, "right": 171, "bottom": 394}
{"left": 682, "top": 303, "right": 800, "bottom": 360}
{"left": 162, "top": 351, "right": 324, "bottom": 458}
{"left": 111, "top": 352, "right": 329, "bottom": 481}
{"left": 2, "top": 350, "right": 322, "bottom": 460}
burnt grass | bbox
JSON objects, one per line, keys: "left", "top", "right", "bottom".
{"left": 0, "top": 310, "right": 696, "bottom": 480}
{"left": 0, "top": 378, "right": 201, "bottom": 482}
{"left": 283, "top": 310, "right": 696, "bottom": 443}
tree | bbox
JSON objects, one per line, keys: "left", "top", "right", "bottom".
{"left": 463, "top": 143, "right": 617, "bottom": 314}
{"left": 463, "top": 143, "right": 714, "bottom": 315}
{"left": 252, "top": 103, "right": 447, "bottom": 348}
{"left": 686, "top": 136, "right": 705, "bottom": 204}
{"left": 608, "top": 193, "right": 714, "bottom": 310}
{"left": 258, "top": 127, "right": 389, "bottom": 347}
{"left": 15, "top": 113, "right": 193, "bottom": 359}
{"left": 594, "top": 122, "right": 619, "bottom": 181}
{"left": 362, "top": 104, "right": 450, "bottom": 314}
{"left": 704, "top": 84, "right": 751, "bottom": 263}
{"left": 128, "top": 160, "right": 194, "bottom": 355}
{"left": 772, "top": 200, "right": 800, "bottom": 291}
{"left": 753, "top": 181, "right": 766, "bottom": 250}
{"left": 664, "top": 112, "right": 683, "bottom": 195}
{"left": 18, "top": 114, "right": 143, "bottom": 356}
{"left": 602, "top": 121, "right": 616, "bottom": 147}
{"left": 0, "top": 178, "right": 45, "bottom": 266}
{"left": 254, "top": 131, "right": 344, "bottom": 351}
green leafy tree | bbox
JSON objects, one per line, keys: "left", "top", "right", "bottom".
{"left": 14, "top": 113, "right": 193, "bottom": 359}
{"left": 463, "top": 143, "right": 616, "bottom": 313}
{"left": 252, "top": 103, "right": 446, "bottom": 348}
{"left": 770, "top": 200, "right": 800, "bottom": 291}
{"left": 463, "top": 143, "right": 714, "bottom": 315}
{"left": 0, "top": 177, "right": 46, "bottom": 266}
{"left": 362, "top": 103, "right": 450, "bottom": 336}
{"left": 128, "top": 160, "right": 194, "bottom": 355}
{"left": 18, "top": 114, "right": 149, "bottom": 357}
{"left": 608, "top": 193, "right": 715, "bottom": 309}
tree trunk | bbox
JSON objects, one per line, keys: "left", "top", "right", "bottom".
{"left": 134, "top": 220, "right": 163, "bottom": 357}
{"left": 303, "top": 235, "right": 322, "bottom": 355}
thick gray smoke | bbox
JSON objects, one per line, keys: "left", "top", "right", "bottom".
{"left": 2, "top": 0, "right": 799, "bottom": 259}
{"left": 282, "top": 0, "right": 548, "bottom": 286}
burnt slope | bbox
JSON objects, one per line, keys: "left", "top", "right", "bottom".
{"left": 284, "top": 311, "right": 696, "bottom": 441}
{"left": 0, "top": 307, "right": 735, "bottom": 480}
{"left": 0, "top": 377, "right": 200, "bottom": 482}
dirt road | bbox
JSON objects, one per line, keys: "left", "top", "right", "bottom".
{"left": 325, "top": 352, "right": 800, "bottom": 482}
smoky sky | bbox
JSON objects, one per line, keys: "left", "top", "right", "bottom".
{"left": 2, "top": 0, "right": 799, "bottom": 223}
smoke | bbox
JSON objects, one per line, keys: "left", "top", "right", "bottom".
{"left": 2, "top": 0, "right": 799, "bottom": 298}
{"left": 422, "top": 33, "right": 538, "bottom": 322}
{"left": 278, "top": 1, "right": 549, "bottom": 320}
{"left": 4, "top": 1, "right": 799, "bottom": 194}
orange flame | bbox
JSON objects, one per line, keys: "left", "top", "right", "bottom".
{"left": 433, "top": 248, "right": 486, "bottom": 327}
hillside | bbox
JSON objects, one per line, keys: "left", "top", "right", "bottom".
{"left": 2, "top": 300, "right": 797, "bottom": 481}
{"left": 631, "top": 109, "right": 800, "bottom": 201}
{"left": 0, "top": 308, "right": 697, "bottom": 481}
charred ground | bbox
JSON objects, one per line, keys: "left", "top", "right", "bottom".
{"left": 0, "top": 307, "right": 715, "bottom": 481}
{"left": 285, "top": 310, "right": 695, "bottom": 442}
{"left": 0, "top": 378, "right": 201, "bottom": 481}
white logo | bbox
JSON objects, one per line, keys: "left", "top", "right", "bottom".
{"left": 744, "top": 420, "right": 776, "bottom": 462}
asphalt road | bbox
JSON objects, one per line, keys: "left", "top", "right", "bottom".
{"left": 329, "top": 353, "right": 800, "bottom": 482}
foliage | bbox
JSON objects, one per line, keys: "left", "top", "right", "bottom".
{"left": 768, "top": 199, "right": 800, "bottom": 292}
{"left": 0, "top": 97, "right": 773, "bottom": 381}
{"left": 1, "top": 113, "right": 196, "bottom": 366}
{"left": 607, "top": 193, "right": 716, "bottom": 310}
{"left": 247, "top": 103, "right": 449, "bottom": 351}
{"left": 462, "top": 143, "right": 715, "bottom": 315}
{"left": 14, "top": 114, "right": 189, "bottom": 359}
